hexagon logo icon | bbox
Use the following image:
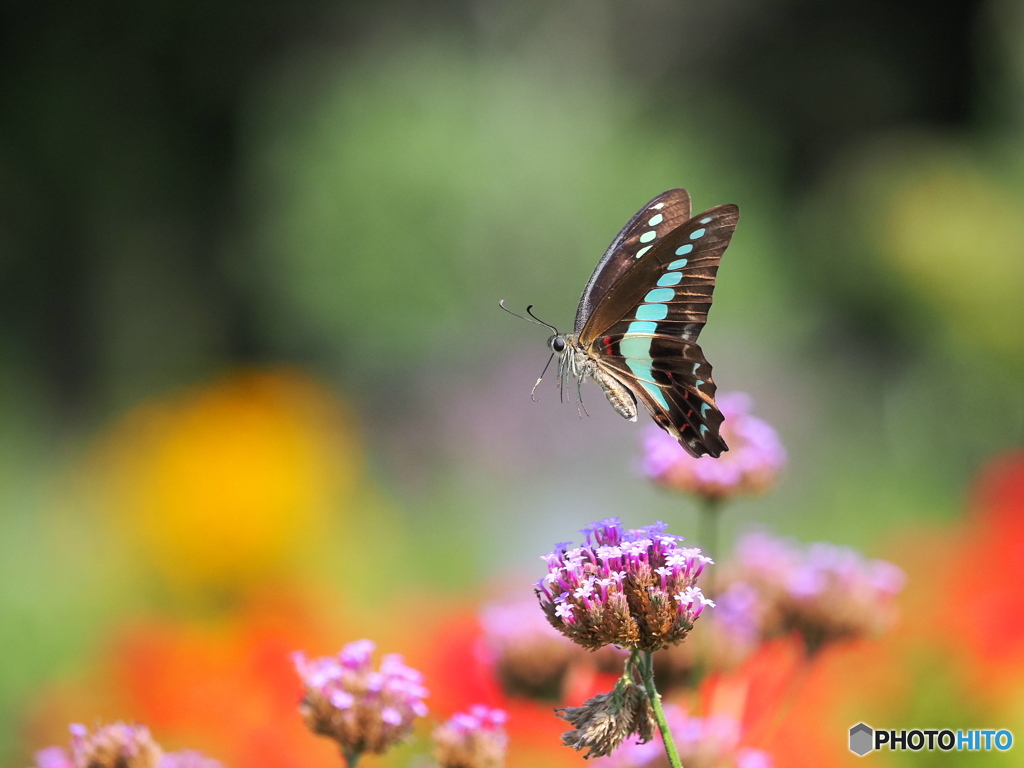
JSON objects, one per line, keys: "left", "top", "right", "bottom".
{"left": 849, "top": 723, "right": 874, "bottom": 756}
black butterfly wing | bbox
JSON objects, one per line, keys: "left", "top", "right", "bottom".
{"left": 579, "top": 204, "right": 739, "bottom": 457}
{"left": 573, "top": 189, "right": 692, "bottom": 333}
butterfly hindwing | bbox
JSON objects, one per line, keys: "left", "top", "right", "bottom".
{"left": 591, "top": 335, "right": 727, "bottom": 457}
{"left": 580, "top": 204, "right": 739, "bottom": 458}
{"left": 573, "top": 189, "right": 692, "bottom": 333}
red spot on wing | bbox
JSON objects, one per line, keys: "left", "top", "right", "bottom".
{"left": 603, "top": 336, "right": 614, "bottom": 355}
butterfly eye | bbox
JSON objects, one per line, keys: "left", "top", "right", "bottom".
{"left": 551, "top": 336, "right": 566, "bottom": 353}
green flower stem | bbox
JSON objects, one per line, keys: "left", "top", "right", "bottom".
{"left": 343, "top": 749, "right": 360, "bottom": 768}
{"left": 698, "top": 496, "right": 723, "bottom": 596}
{"left": 640, "top": 650, "right": 684, "bottom": 768}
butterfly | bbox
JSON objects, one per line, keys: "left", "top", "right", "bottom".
{"left": 502, "top": 189, "right": 739, "bottom": 458}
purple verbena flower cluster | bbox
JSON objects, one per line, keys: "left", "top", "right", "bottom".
{"left": 292, "top": 639, "right": 428, "bottom": 757}
{"left": 30, "top": 723, "right": 221, "bottom": 768}
{"left": 728, "top": 531, "right": 906, "bottom": 654}
{"left": 433, "top": 705, "right": 508, "bottom": 768}
{"left": 642, "top": 393, "right": 786, "bottom": 501}
{"left": 536, "top": 518, "right": 714, "bottom": 651}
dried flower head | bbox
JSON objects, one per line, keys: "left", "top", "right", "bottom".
{"left": 537, "top": 518, "right": 714, "bottom": 651}
{"left": 479, "top": 599, "right": 582, "bottom": 700}
{"left": 728, "top": 531, "right": 905, "bottom": 654}
{"left": 591, "top": 705, "right": 772, "bottom": 768}
{"left": 433, "top": 705, "right": 508, "bottom": 768}
{"left": 557, "top": 677, "right": 656, "bottom": 759}
{"left": 293, "top": 640, "right": 429, "bottom": 759}
{"left": 642, "top": 393, "right": 785, "bottom": 501}
{"left": 29, "top": 724, "right": 220, "bottom": 768}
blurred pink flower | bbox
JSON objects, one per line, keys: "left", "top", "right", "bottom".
{"left": 68, "top": 723, "right": 160, "bottom": 768}
{"left": 479, "top": 598, "right": 582, "bottom": 701}
{"left": 433, "top": 705, "right": 508, "bottom": 768}
{"left": 30, "top": 724, "right": 221, "bottom": 768}
{"left": 31, "top": 747, "right": 74, "bottom": 768}
{"left": 642, "top": 393, "right": 785, "bottom": 501}
{"left": 292, "top": 639, "right": 428, "bottom": 758}
{"left": 728, "top": 531, "right": 905, "bottom": 653}
{"left": 591, "top": 705, "right": 772, "bottom": 768}
{"left": 160, "top": 751, "right": 223, "bottom": 768}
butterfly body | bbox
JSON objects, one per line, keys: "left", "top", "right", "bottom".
{"left": 552, "top": 333, "right": 639, "bottom": 422}
{"left": 544, "top": 188, "right": 740, "bottom": 459}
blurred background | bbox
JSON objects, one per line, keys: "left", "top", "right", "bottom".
{"left": 2, "top": 0, "right": 1023, "bottom": 765}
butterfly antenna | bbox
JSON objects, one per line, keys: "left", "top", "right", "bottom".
{"left": 525, "top": 305, "right": 559, "bottom": 335}
{"left": 531, "top": 352, "right": 555, "bottom": 402}
{"left": 495, "top": 301, "right": 561, "bottom": 335}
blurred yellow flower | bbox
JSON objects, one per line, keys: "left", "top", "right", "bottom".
{"left": 93, "top": 370, "right": 362, "bottom": 596}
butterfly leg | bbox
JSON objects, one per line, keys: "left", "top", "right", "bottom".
{"left": 576, "top": 375, "right": 590, "bottom": 419}
{"left": 558, "top": 354, "right": 567, "bottom": 404}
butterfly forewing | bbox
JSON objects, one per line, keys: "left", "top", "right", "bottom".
{"left": 580, "top": 204, "right": 739, "bottom": 458}
{"left": 573, "top": 189, "right": 692, "bottom": 333}
{"left": 580, "top": 204, "right": 738, "bottom": 344}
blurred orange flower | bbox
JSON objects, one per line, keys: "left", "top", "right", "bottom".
{"left": 25, "top": 589, "right": 347, "bottom": 768}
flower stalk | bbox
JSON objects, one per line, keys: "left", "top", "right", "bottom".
{"left": 637, "top": 650, "right": 684, "bottom": 768}
{"left": 698, "top": 497, "right": 722, "bottom": 595}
